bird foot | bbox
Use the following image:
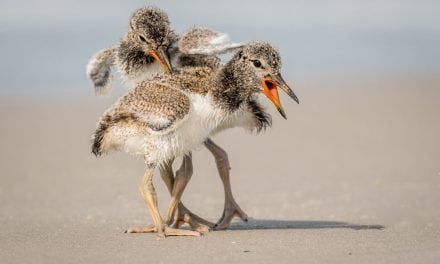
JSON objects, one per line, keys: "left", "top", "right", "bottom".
{"left": 125, "top": 224, "right": 200, "bottom": 237}
{"left": 125, "top": 224, "right": 157, "bottom": 233}
{"left": 172, "top": 204, "right": 215, "bottom": 233}
{"left": 214, "top": 199, "right": 248, "bottom": 230}
{"left": 163, "top": 226, "right": 201, "bottom": 237}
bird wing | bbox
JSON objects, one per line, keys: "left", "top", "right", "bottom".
{"left": 86, "top": 47, "right": 117, "bottom": 95}
{"left": 119, "top": 81, "right": 191, "bottom": 133}
{"left": 178, "top": 27, "right": 243, "bottom": 55}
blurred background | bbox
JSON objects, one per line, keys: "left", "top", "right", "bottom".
{"left": 1, "top": 0, "right": 439, "bottom": 97}
{"left": 1, "top": 1, "right": 439, "bottom": 262}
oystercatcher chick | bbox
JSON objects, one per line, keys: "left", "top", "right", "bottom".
{"left": 87, "top": 7, "right": 256, "bottom": 232}
{"left": 91, "top": 42, "right": 298, "bottom": 237}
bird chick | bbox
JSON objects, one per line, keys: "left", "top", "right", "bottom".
{"left": 86, "top": 6, "right": 176, "bottom": 95}
{"left": 91, "top": 42, "right": 298, "bottom": 237}
{"left": 87, "top": 7, "right": 259, "bottom": 232}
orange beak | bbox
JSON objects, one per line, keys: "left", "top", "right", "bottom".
{"left": 272, "top": 73, "right": 299, "bottom": 104}
{"left": 261, "top": 76, "right": 287, "bottom": 119}
{"left": 149, "top": 46, "right": 173, "bottom": 74}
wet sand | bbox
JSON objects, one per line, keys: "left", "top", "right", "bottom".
{"left": 1, "top": 75, "right": 439, "bottom": 263}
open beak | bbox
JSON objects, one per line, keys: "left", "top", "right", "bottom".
{"left": 261, "top": 76, "right": 287, "bottom": 119}
{"left": 261, "top": 74, "right": 298, "bottom": 119}
{"left": 272, "top": 73, "right": 299, "bottom": 104}
{"left": 149, "top": 46, "right": 173, "bottom": 74}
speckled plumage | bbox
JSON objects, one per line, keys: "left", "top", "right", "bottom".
{"left": 115, "top": 7, "right": 177, "bottom": 85}
{"left": 116, "top": 40, "right": 156, "bottom": 76}
{"left": 166, "top": 65, "right": 272, "bottom": 132}
{"left": 171, "top": 52, "right": 272, "bottom": 131}
{"left": 179, "top": 27, "right": 243, "bottom": 55}
{"left": 239, "top": 42, "right": 282, "bottom": 74}
{"left": 177, "top": 54, "right": 220, "bottom": 70}
{"left": 88, "top": 7, "right": 289, "bottom": 233}
{"left": 129, "top": 7, "right": 171, "bottom": 45}
{"left": 91, "top": 42, "right": 297, "bottom": 236}
{"left": 86, "top": 7, "right": 240, "bottom": 95}
{"left": 86, "top": 7, "right": 178, "bottom": 93}
{"left": 92, "top": 42, "right": 287, "bottom": 162}
{"left": 213, "top": 43, "right": 281, "bottom": 111}
{"left": 179, "top": 27, "right": 217, "bottom": 52}
{"left": 167, "top": 66, "right": 214, "bottom": 95}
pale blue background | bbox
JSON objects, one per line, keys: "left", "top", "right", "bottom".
{"left": 1, "top": 0, "right": 439, "bottom": 97}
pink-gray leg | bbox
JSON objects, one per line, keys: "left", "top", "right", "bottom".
{"left": 160, "top": 158, "right": 214, "bottom": 232}
{"left": 204, "top": 138, "right": 249, "bottom": 230}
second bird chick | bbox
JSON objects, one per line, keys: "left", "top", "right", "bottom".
{"left": 87, "top": 7, "right": 176, "bottom": 95}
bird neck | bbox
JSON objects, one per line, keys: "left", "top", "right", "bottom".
{"left": 212, "top": 57, "right": 256, "bottom": 113}
{"left": 117, "top": 39, "right": 155, "bottom": 73}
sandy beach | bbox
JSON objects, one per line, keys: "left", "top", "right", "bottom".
{"left": 1, "top": 75, "right": 439, "bottom": 263}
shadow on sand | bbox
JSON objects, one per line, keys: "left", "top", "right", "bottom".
{"left": 227, "top": 219, "right": 385, "bottom": 231}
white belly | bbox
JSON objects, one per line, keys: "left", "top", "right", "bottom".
{"left": 136, "top": 93, "right": 227, "bottom": 165}
{"left": 105, "top": 92, "right": 256, "bottom": 165}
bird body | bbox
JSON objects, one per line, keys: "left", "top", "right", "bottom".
{"left": 88, "top": 6, "right": 299, "bottom": 233}
{"left": 93, "top": 41, "right": 298, "bottom": 166}
{"left": 92, "top": 42, "right": 298, "bottom": 236}
{"left": 93, "top": 66, "right": 262, "bottom": 165}
{"left": 87, "top": 6, "right": 256, "bottom": 232}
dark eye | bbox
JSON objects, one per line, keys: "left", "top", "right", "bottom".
{"left": 139, "top": 35, "right": 147, "bottom": 42}
{"left": 253, "top": 60, "right": 262, "bottom": 68}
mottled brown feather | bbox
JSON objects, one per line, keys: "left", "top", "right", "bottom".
{"left": 121, "top": 81, "right": 190, "bottom": 122}
{"left": 166, "top": 66, "right": 215, "bottom": 95}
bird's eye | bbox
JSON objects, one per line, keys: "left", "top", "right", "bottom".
{"left": 253, "top": 60, "right": 262, "bottom": 68}
{"left": 139, "top": 35, "right": 147, "bottom": 42}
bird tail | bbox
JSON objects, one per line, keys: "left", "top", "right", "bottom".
{"left": 86, "top": 47, "right": 116, "bottom": 96}
{"left": 91, "top": 114, "right": 111, "bottom": 156}
{"left": 91, "top": 112, "right": 137, "bottom": 156}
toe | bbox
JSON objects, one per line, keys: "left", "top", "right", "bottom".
{"left": 214, "top": 206, "right": 250, "bottom": 230}
{"left": 125, "top": 225, "right": 157, "bottom": 233}
{"left": 164, "top": 226, "right": 201, "bottom": 237}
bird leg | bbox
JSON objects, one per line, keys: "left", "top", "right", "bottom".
{"left": 160, "top": 158, "right": 214, "bottom": 233}
{"left": 125, "top": 165, "right": 199, "bottom": 237}
{"left": 204, "top": 138, "right": 249, "bottom": 230}
{"left": 126, "top": 168, "right": 164, "bottom": 235}
{"left": 162, "top": 153, "right": 201, "bottom": 236}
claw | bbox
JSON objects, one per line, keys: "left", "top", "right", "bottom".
{"left": 125, "top": 224, "right": 157, "bottom": 234}
{"left": 214, "top": 200, "right": 249, "bottom": 230}
{"left": 125, "top": 224, "right": 201, "bottom": 237}
{"left": 164, "top": 226, "right": 201, "bottom": 237}
{"left": 172, "top": 203, "right": 214, "bottom": 233}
